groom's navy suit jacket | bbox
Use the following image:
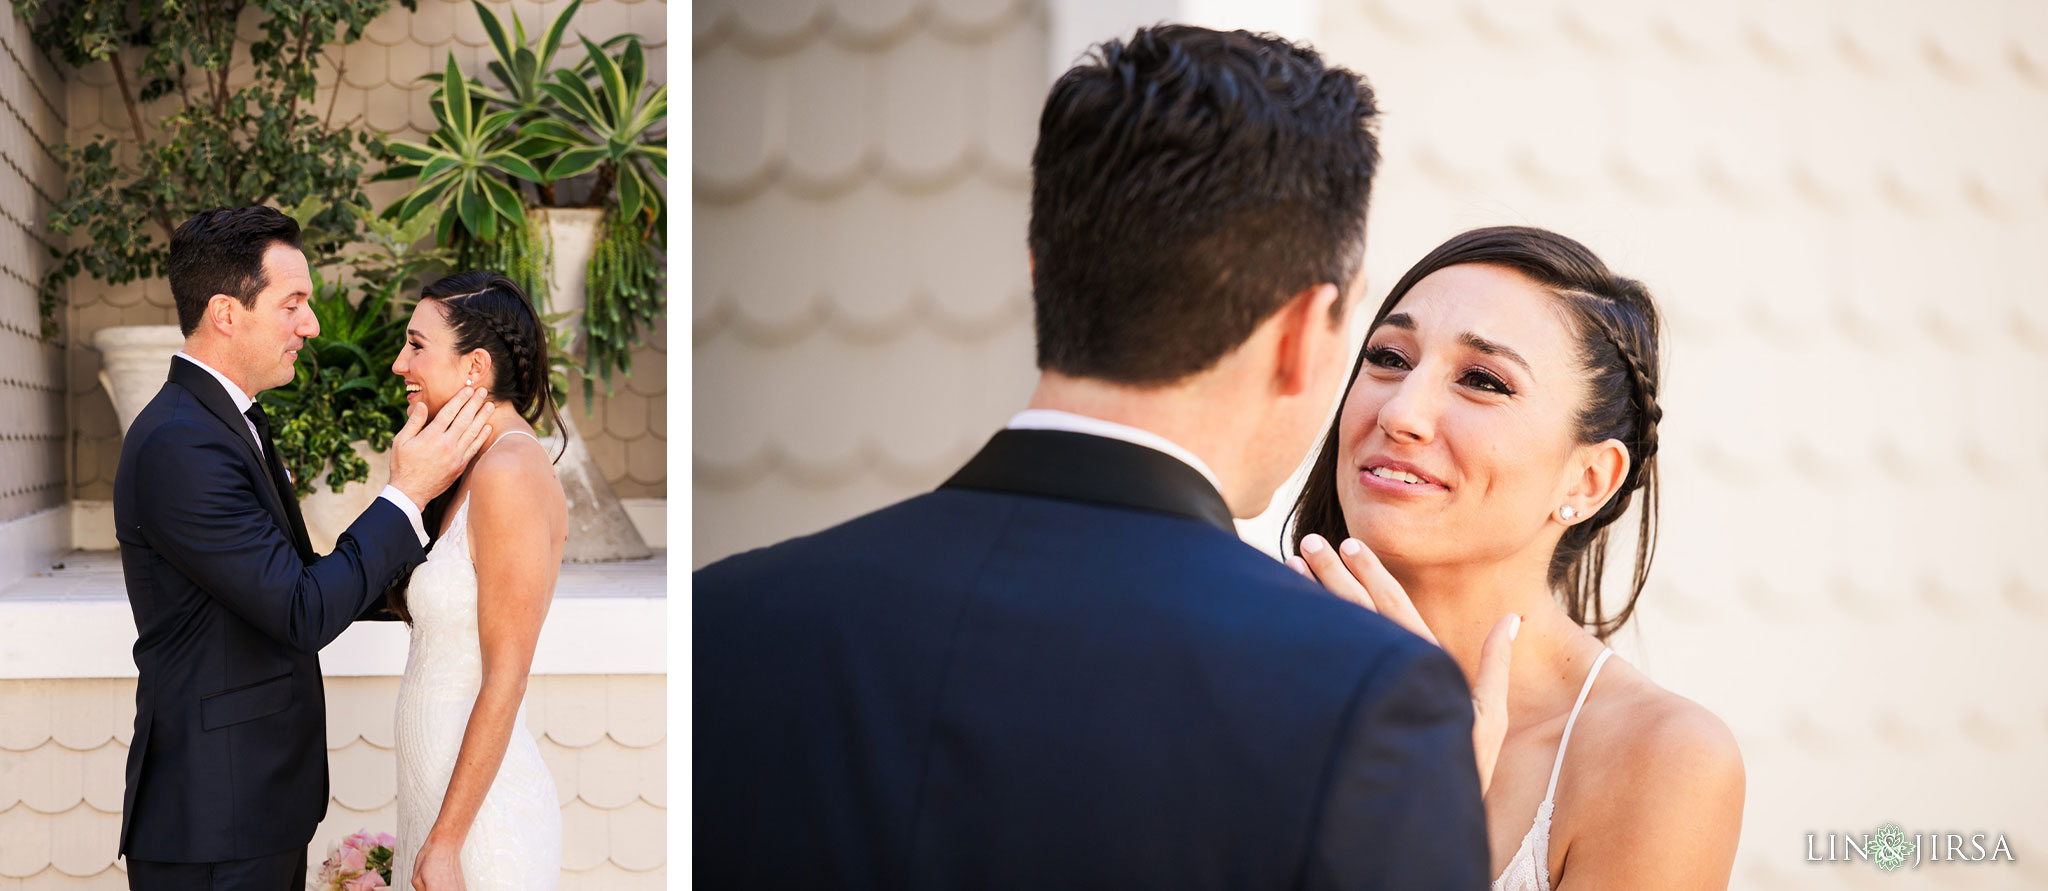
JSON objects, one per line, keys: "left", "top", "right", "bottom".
{"left": 112, "top": 356, "right": 425, "bottom": 863}
{"left": 696, "top": 430, "right": 1490, "bottom": 889}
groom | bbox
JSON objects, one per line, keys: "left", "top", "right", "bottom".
{"left": 112, "top": 206, "right": 493, "bottom": 889}
{"left": 698, "top": 25, "right": 1488, "bottom": 889}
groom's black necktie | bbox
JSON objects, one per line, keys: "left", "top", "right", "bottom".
{"left": 245, "top": 403, "right": 314, "bottom": 559}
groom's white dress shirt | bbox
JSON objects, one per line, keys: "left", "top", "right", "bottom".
{"left": 175, "top": 350, "right": 429, "bottom": 547}
{"left": 1006, "top": 409, "right": 1227, "bottom": 497}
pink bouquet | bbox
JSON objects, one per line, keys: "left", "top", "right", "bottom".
{"left": 311, "top": 830, "right": 398, "bottom": 891}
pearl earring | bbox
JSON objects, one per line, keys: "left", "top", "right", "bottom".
{"left": 1559, "top": 505, "right": 1578, "bottom": 522}
{"left": 465, "top": 378, "right": 475, "bottom": 386}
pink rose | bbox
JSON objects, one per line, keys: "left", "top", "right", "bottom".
{"left": 374, "top": 832, "right": 398, "bottom": 851}
{"left": 337, "top": 845, "right": 368, "bottom": 874}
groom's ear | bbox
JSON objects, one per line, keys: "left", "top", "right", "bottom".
{"left": 204, "top": 293, "right": 239, "bottom": 337}
{"left": 1272, "top": 282, "right": 1342, "bottom": 397}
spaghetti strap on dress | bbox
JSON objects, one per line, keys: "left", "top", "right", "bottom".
{"left": 1491, "top": 648, "right": 1613, "bottom": 891}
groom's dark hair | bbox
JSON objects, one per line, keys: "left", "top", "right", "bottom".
{"left": 167, "top": 205, "right": 304, "bottom": 336}
{"left": 1028, "top": 25, "right": 1380, "bottom": 385}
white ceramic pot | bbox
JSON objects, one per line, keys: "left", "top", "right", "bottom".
{"left": 299, "top": 441, "right": 388, "bottom": 555}
{"left": 536, "top": 206, "right": 606, "bottom": 336}
{"left": 93, "top": 325, "right": 186, "bottom": 435}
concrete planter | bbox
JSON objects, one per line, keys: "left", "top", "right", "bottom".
{"left": 299, "top": 442, "right": 388, "bottom": 555}
{"left": 533, "top": 206, "right": 653, "bottom": 562}
{"left": 92, "top": 325, "right": 186, "bottom": 435}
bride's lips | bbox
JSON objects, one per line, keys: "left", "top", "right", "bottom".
{"left": 1357, "top": 457, "right": 1450, "bottom": 496}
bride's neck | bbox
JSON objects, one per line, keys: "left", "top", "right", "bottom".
{"left": 1388, "top": 554, "right": 1603, "bottom": 725}
{"left": 459, "top": 405, "right": 537, "bottom": 477}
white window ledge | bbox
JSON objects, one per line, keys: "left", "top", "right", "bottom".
{"left": 0, "top": 551, "right": 666, "bottom": 679}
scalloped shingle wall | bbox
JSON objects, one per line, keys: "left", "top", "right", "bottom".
{"left": 61, "top": 0, "right": 667, "bottom": 505}
{"left": 0, "top": 13, "right": 68, "bottom": 526}
{"left": 1314, "top": 1, "right": 2048, "bottom": 888}
{"left": 0, "top": 675, "right": 664, "bottom": 887}
{"left": 692, "top": 0, "right": 1046, "bottom": 567}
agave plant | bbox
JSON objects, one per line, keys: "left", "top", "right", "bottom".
{"left": 375, "top": 54, "right": 544, "bottom": 245}
{"left": 521, "top": 35, "right": 667, "bottom": 239}
{"left": 462, "top": 0, "right": 582, "bottom": 118}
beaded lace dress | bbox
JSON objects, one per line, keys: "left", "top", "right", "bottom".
{"left": 394, "top": 432, "right": 561, "bottom": 889}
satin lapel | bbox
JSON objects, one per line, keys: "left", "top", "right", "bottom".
{"left": 941, "top": 429, "right": 1237, "bottom": 533}
{"left": 167, "top": 356, "right": 301, "bottom": 545}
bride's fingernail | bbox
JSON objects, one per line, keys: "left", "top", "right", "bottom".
{"left": 1301, "top": 535, "right": 1325, "bottom": 554}
{"left": 1340, "top": 538, "right": 1361, "bottom": 556}
{"left": 1509, "top": 615, "right": 1522, "bottom": 640}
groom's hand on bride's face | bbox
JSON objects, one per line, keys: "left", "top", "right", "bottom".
{"left": 388, "top": 386, "right": 495, "bottom": 508}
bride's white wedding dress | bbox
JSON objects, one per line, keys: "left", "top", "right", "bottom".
{"left": 394, "top": 433, "right": 561, "bottom": 889}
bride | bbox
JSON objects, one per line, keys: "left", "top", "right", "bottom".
{"left": 1287, "top": 227, "right": 1744, "bottom": 889}
{"left": 387, "top": 271, "right": 568, "bottom": 890}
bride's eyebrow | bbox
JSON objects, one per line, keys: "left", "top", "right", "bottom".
{"left": 1458, "top": 332, "right": 1531, "bottom": 375}
{"left": 1376, "top": 312, "right": 1532, "bottom": 375}
{"left": 406, "top": 327, "right": 428, "bottom": 342}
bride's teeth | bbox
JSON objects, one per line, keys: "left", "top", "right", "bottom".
{"left": 1371, "top": 467, "right": 1424, "bottom": 484}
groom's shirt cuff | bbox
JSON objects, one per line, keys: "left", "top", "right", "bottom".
{"left": 378, "top": 486, "right": 431, "bottom": 547}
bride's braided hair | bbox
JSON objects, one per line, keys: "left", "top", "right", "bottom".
{"left": 1287, "top": 226, "right": 1664, "bottom": 640}
{"left": 383, "top": 271, "right": 565, "bottom": 624}
{"left": 421, "top": 270, "right": 562, "bottom": 438}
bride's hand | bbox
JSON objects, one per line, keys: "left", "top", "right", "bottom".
{"left": 1291, "top": 533, "right": 1519, "bottom": 796}
{"left": 411, "top": 835, "right": 466, "bottom": 891}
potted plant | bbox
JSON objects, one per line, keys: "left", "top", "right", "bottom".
{"left": 376, "top": 0, "right": 666, "bottom": 402}
{"left": 374, "top": 0, "right": 664, "bottom": 561}
{"left": 16, "top": 0, "right": 416, "bottom": 450}
{"left": 261, "top": 200, "right": 448, "bottom": 552}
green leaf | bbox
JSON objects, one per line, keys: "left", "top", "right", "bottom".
{"left": 418, "top": 154, "right": 461, "bottom": 185}
{"left": 328, "top": 341, "right": 375, "bottom": 369}
{"left": 442, "top": 55, "right": 472, "bottom": 137}
{"left": 483, "top": 150, "right": 544, "bottom": 183}
{"left": 458, "top": 184, "right": 492, "bottom": 241}
{"left": 369, "top": 162, "right": 425, "bottom": 184}
{"left": 542, "top": 146, "right": 608, "bottom": 182}
{"left": 477, "top": 109, "right": 523, "bottom": 140}
{"left": 393, "top": 176, "right": 457, "bottom": 224}
{"left": 630, "top": 84, "right": 667, "bottom": 137}
{"left": 579, "top": 36, "right": 626, "bottom": 127}
{"left": 480, "top": 175, "right": 525, "bottom": 225}
{"left": 539, "top": 0, "right": 584, "bottom": 68}
{"left": 618, "top": 165, "right": 643, "bottom": 223}
{"left": 473, "top": 0, "right": 515, "bottom": 72}
{"left": 517, "top": 119, "right": 587, "bottom": 150}
{"left": 383, "top": 140, "right": 439, "bottom": 163}
{"left": 540, "top": 75, "right": 603, "bottom": 129}
{"left": 620, "top": 38, "right": 645, "bottom": 104}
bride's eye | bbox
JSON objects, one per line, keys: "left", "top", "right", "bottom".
{"left": 1462, "top": 368, "right": 1514, "bottom": 396}
{"left": 1364, "top": 347, "right": 1410, "bottom": 370}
